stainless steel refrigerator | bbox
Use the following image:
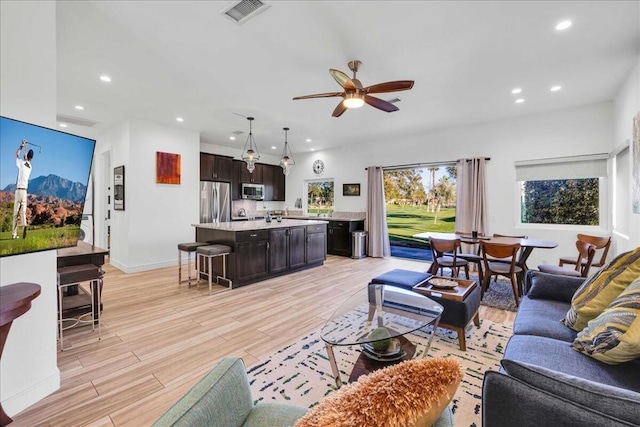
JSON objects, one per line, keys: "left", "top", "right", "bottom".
{"left": 200, "top": 181, "right": 231, "bottom": 223}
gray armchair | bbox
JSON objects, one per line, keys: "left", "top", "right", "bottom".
{"left": 153, "top": 357, "right": 307, "bottom": 427}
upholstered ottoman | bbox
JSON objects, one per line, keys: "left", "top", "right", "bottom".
{"left": 370, "top": 269, "right": 482, "bottom": 351}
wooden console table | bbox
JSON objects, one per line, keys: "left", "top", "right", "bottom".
{"left": 0, "top": 282, "right": 41, "bottom": 426}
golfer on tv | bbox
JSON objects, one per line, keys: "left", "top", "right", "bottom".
{"left": 12, "top": 139, "right": 34, "bottom": 239}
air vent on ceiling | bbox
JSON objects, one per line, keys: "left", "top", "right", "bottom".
{"left": 231, "top": 130, "right": 245, "bottom": 135}
{"left": 56, "top": 114, "right": 98, "bottom": 127}
{"left": 386, "top": 97, "right": 402, "bottom": 104}
{"left": 220, "top": 0, "right": 271, "bottom": 25}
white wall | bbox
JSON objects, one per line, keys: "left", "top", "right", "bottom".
{"left": 285, "top": 102, "right": 614, "bottom": 268}
{"left": 96, "top": 120, "right": 200, "bottom": 272}
{"left": 612, "top": 58, "right": 640, "bottom": 252}
{"left": 0, "top": 0, "right": 60, "bottom": 417}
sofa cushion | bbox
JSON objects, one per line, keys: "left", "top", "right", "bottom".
{"left": 503, "top": 335, "right": 640, "bottom": 393}
{"left": 501, "top": 360, "right": 640, "bottom": 425}
{"left": 563, "top": 247, "right": 640, "bottom": 331}
{"left": 294, "top": 358, "right": 462, "bottom": 427}
{"left": 572, "top": 277, "right": 640, "bottom": 364}
{"left": 526, "top": 271, "right": 585, "bottom": 302}
{"left": 482, "top": 371, "right": 639, "bottom": 427}
{"left": 512, "top": 296, "right": 576, "bottom": 342}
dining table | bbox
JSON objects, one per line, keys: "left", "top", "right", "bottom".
{"left": 411, "top": 231, "right": 558, "bottom": 274}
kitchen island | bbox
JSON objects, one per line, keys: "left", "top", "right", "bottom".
{"left": 193, "top": 219, "right": 328, "bottom": 288}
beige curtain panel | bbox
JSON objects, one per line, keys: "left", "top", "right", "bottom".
{"left": 455, "top": 158, "right": 488, "bottom": 235}
{"left": 367, "top": 166, "right": 391, "bottom": 258}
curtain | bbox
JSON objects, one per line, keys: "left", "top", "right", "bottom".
{"left": 455, "top": 158, "right": 488, "bottom": 235}
{"left": 366, "top": 166, "right": 390, "bottom": 258}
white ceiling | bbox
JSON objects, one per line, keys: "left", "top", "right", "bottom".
{"left": 56, "top": 1, "right": 639, "bottom": 154}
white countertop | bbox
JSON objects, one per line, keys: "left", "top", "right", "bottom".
{"left": 284, "top": 215, "right": 365, "bottom": 221}
{"left": 193, "top": 219, "right": 328, "bottom": 231}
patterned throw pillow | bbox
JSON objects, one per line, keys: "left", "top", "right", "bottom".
{"left": 294, "top": 358, "right": 462, "bottom": 427}
{"left": 572, "top": 277, "right": 640, "bottom": 364}
{"left": 563, "top": 247, "right": 640, "bottom": 332}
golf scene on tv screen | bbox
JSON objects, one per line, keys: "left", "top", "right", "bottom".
{"left": 0, "top": 116, "right": 96, "bottom": 257}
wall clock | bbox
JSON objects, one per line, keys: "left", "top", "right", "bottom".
{"left": 313, "top": 159, "right": 325, "bottom": 175}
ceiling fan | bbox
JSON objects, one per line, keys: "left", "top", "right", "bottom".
{"left": 292, "top": 60, "right": 414, "bottom": 117}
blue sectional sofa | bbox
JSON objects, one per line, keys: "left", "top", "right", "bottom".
{"left": 482, "top": 271, "right": 640, "bottom": 427}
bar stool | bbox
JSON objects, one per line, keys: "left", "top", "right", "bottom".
{"left": 56, "top": 264, "right": 103, "bottom": 351}
{"left": 178, "top": 242, "right": 208, "bottom": 286}
{"left": 196, "top": 244, "right": 233, "bottom": 295}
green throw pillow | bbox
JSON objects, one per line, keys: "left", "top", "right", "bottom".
{"left": 572, "top": 277, "right": 640, "bottom": 364}
{"left": 563, "top": 247, "right": 640, "bottom": 331}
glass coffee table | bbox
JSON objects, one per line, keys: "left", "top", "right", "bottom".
{"left": 320, "top": 283, "right": 444, "bottom": 387}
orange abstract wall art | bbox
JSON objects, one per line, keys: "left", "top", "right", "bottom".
{"left": 156, "top": 152, "right": 181, "bottom": 184}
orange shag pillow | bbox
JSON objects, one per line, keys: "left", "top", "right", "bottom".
{"left": 294, "top": 358, "right": 462, "bottom": 427}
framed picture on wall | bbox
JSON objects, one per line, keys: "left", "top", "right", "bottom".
{"left": 114, "top": 165, "right": 125, "bottom": 211}
{"left": 343, "top": 183, "right": 360, "bottom": 196}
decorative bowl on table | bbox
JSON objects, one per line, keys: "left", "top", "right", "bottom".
{"left": 429, "top": 278, "right": 458, "bottom": 289}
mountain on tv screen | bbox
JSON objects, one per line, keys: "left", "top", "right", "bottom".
{"left": 0, "top": 116, "right": 96, "bottom": 257}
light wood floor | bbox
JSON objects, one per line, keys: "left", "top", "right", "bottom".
{"left": 11, "top": 255, "right": 515, "bottom": 426}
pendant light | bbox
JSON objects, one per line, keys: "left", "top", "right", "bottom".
{"left": 241, "top": 117, "right": 260, "bottom": 173}
{"left": 279, "top": 127, "right": 295, "bottom": 176}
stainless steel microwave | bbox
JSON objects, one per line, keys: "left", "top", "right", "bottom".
{"left": 242, "top": 183, "right": 265, "bottom": 200}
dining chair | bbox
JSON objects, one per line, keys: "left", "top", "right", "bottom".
{"left": 480, "top": 241, "right": 522, "bottom": 308}
{"left": 558, "top": 234, "right": 611, "bottom": 270}
{"left": 539, "top": 240, "right": 597, "bottom": 278}
{"left": 488, "top": 233, "right": 527, "bottom": 284}
{"left": 429, "top": 238, "right": 469, "bottom": 279}
{"left": 454, "top": 230, "right": 485, "bottom": 284}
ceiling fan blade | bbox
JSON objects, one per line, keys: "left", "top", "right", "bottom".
{"left": 364, "top": 95, "right": 399, "bottom": 113}
{"left": 293, "top": 92, "right": 344, "bottom": 100}
{"left": 364, "top": 80, "right": 415, "bottom": 94}
{"left": 332, "top": 101, "right": 348, "bottom": 117}
{"left": 330, "top": 69, "right": 356, "bottom": 90}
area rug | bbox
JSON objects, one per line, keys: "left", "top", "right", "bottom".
{"left": 247, "top": 306, "right": 513, "bottom": 427}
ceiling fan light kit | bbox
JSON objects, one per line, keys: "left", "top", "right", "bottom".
{"left": 241, "top": 116, "right": 260, "bottom": 173}
{"left": 293, "top": 60, "right": 414, "bottom": 117}
{"left": 280, "top": 127, "right": 295, "bottom": 176}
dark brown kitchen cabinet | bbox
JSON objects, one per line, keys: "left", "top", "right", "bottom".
{"left": 235, "top": 230, "right": 269, "bottom": 282}
{"left": 231, "top": 160, "right": 243, "bottom": 200}
{"left": 307, "top": 223, "right": 327, "bottom": 264}
{"left": 263, "top": 164, "right": 286, "bottom": 202}
{"left": 269, "top": 226, "right": 306, "bottom": 274}
{"left": 238, "top": 161, "right": 263, "bottom": 184}
{"left": 327, "top": 220, "right": 365, "bottom": 257}
{"left": 200, "top": 153, "right": 233, "bottom": 182}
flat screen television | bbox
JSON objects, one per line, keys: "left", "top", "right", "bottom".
{"left": 0, "top": 116, "right": 96, "bottom": 257}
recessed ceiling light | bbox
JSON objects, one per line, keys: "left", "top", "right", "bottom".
{"left": 229, "top": 136, "right": 236, "bottom": 140}
{"left": 310, "top": 148, "right": 315, "bottom": 151}
{"left": 515, "top": 98, "right": 525, "bottom": 104}
{"left": 74, "top": 105, "right": 84, "bottom": 110}
{"left": 271, "top": 146, "right": 277, "bottom": 150}
{"left": 550, "top": 85, "right": 562, "bottom": 92}
{"left": 59, "top": 123, "right": 68, "bottom": 128}
{"left": 176, "top": 117, "right": 184, "bottom": 122}
{"left": 100, "top": 75, "right": 111, "bottom": 82}
{"left": 511, "top": 88, "right": 522, "bottom": 94}
{"left": 555, "top": 20, "right": 572, "bottom": 31}
{"left": 306, "top": 138, "right": 312, "bottom": 143}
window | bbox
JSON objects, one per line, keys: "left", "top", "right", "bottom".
{"left": 305, "top": 180, "right": 334, "bottom": 216}
{"left": 383, "top": 164, "right": 457, "bottom": 258}
{"left": 515, "top": 154, "right": 607, "bottom": 226}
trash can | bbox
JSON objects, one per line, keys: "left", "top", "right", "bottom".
{"left": 351, "top": 231, "right": 368, "bottom": 259}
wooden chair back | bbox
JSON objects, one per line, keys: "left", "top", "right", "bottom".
{"left": 575, "top": 240, "right": 597, "bottom": 277}
{"left": 577, "top": 234, "right": 611, "bottom": 267}
{"left": 481, "top": 241, "right": 521, "bottom": 274}
{"left": 429, "top": 237, "right": 461, "bottom": 257}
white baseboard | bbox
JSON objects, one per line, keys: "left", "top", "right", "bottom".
{"left": 2, "top": 368, "right": 60, "bottom": 417}
{"left": 109, "top": 258, "right": 178, "bottom": 274}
